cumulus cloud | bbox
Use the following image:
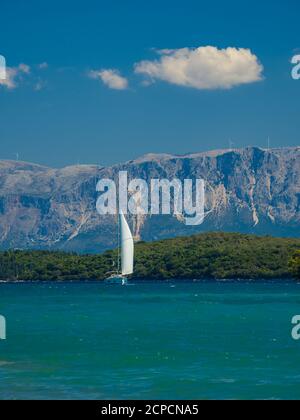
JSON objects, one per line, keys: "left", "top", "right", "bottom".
{"left": 89, "top": 68, "right": 128, "bottom": 90}
{"left": 134, "top": 46, "right": 263, "bottom": 90}
{"left": 0, "top": 63, "right": 31, "bottom": 89}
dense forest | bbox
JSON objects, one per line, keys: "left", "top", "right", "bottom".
{"left": 289, "top": 250, "right": 300, "bottom": 279}
{"left": 0, "top": 232, "right": 300, "bottom": 281}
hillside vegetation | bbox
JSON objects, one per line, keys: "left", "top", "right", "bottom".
{"left": 0, "top": 232, "right": 299, "bottom": 281}
{"left": 289, "top": 250, "right": 300, "bottom": 279}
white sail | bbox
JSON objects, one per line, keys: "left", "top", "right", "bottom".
{"left": 120, "top": 211, "right": 134, "bottom": 276}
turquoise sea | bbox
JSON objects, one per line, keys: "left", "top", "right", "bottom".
{"left": 1, "top": 280, "right": 300, "bottom": 400}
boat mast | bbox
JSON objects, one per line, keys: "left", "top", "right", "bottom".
{"left": 117, "top": 207, "right": 120, "bottom": 274}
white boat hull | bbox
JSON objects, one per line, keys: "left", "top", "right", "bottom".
{"left": 104, "top": 275, "right": 128, "bottom": 285}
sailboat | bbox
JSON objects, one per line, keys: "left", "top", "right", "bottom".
{"left": 104, "top": 211, "right": 134, "bottom": 285}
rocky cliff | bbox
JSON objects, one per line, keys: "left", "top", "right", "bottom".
{"left": 0, "top": 147, "right": 299, "bottom": 253}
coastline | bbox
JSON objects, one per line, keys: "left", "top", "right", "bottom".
{"left": 1, "top": 232, "right": 299, "bottom": 282}
{"left": 0, "top": 277, "right": 298, "bottom": 284}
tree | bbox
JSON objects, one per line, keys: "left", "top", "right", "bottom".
{"left": 289, "top": 251, "right": 300, "bottom": 279}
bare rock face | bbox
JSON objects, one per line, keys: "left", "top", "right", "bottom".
{"left": 0, "top": 147, "right": 299, "bottom": 253}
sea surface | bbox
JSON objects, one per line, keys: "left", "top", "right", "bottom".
{"left": 1, "top": 280, "right": 300, "bottom": 400}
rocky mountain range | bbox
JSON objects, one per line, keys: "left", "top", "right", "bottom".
{"left": 0, "top": 146, "right": 299, "bottom": 253}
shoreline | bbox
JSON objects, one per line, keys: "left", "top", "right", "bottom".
{"left": 1, "top": 232, "right": 299, "bottom": 281}
{"left": 0, "top": 277, "right": 298, "bottom": 284}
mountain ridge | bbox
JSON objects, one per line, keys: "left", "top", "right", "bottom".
{"left": 0, "top": 146, "right": 299, "bottom": 253}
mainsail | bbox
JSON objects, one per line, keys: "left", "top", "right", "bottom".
{"left": 120, "top": 211, "right": 134, "bottom": 276}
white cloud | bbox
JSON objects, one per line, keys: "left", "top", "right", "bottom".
{"left": 18, "top": 63, "right": 30, "bottom": 74}
{"left": 38, "top": 62, "right": 48, "bottom": 70}
{"left": 0, "top": 63, "right": 31, "bottom": 89}
{"left": 135, "top": 46, "right": 263, "bottom": 90}
{"left": 89, "top": 69, "right": 128, "bottom": 90}
{"left": 34, "top": 79, "right": 47, "bottom": 91}
{"left": 0, "top": 55, "right": 6, "bottom": 80}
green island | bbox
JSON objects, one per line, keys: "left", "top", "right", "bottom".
{"left": 0, "top": 232, "right": 300, "bottom": 281}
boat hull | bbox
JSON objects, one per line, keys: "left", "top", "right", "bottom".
{"left": 104, "top": 275, "right": 128, "bottom": 285}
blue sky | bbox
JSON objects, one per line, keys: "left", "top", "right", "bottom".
{"left": 0, "top": 0, "right": 299, "bottom": 167}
